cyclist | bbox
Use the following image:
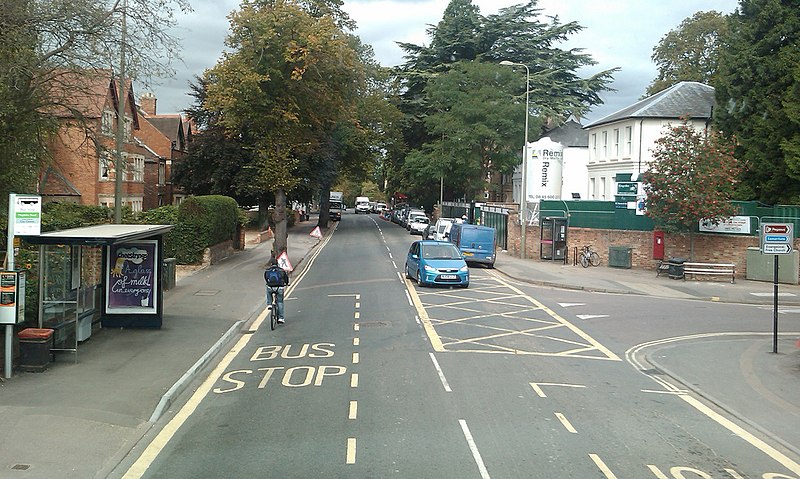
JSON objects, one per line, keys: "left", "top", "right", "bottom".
{"left": 264, "top": 258, "right": 290, "bottom": 324}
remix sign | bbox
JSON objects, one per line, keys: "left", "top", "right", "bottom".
{"left": 761, "top": 223, "right": 793, "bottom": 255}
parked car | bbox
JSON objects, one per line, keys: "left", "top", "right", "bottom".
{"left": 405, "top": 240, "right": 469, "bottom": 287}
{"left": 409, "top": 216, "right": 430, "bottom": 235}
{"left": 448, "top": 223, "right": 496, "bottom": 267}
{"left": 405, "top": 210, "right": 426, "bottom": 230}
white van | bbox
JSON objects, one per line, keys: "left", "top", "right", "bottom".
{"left": 432, "top": 217, "right": 455, "bottom": 241}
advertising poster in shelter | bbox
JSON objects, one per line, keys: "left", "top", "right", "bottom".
{"left": 105, "top": 240, "right": 157, "bottom": 314}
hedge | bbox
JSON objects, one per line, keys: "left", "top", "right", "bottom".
{"left": 173, "top": 196, "right": 240, "bottom": 264}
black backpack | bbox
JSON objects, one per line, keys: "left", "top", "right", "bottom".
{"left": 265, "top": 267, "right": 283, "bottom": 287}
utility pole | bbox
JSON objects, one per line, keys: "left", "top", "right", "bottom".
{"left": 114, "top": 0, "right": 127, "bottom": 224}
{"left": 500, "top": 61, "right": 530, "bottom": 259}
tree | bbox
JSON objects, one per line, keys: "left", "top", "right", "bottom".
{"left": 204, "top": 0, "right": 365, "bottom": 256}
{"left": 173, "top": 77, "right": 263, "bottom": 209}
{"left": 0, "top": 0, "right": 190, "bottom": 208}
{"left": 714, "top": 0, "right": 800, "bottom": 204}
{"left": 646, "top": 11, "right": 729, "bottom": 96}
{"left": 641, "top": 121, "right": 740, "bottom": 258}
{"left": 408, "top": 61, "right": 532, "bottom": 202}
{"left": 0, "top": 1, "right": 53, "bottom": 203}
{"left": 394, "top": 0, "right": 617, "bottom": 203}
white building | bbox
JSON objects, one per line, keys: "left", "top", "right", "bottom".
{"left": 582, "top": 81, "right": 715, "bottom": 200}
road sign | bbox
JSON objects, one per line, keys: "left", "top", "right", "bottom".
{"left": 764, "top": 224, "right": 789, "bottom": 234}
{"left": 761, "top": 223, "right": 794, "bottom": 255}
{"left": 763, "top": 244, "right": 792, "bottom": 254}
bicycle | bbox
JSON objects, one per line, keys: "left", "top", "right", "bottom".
{"left": 267, "top": 286, "right": 279, "bottom": 330}
{"left": 579, "top": 245, "right": 601, "bottom": 268}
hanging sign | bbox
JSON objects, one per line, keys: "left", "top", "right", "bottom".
{"left": 105, "top": 240, "right": 158, "bottom": 314}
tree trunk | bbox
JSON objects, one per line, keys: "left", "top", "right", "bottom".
{"left": 272, "top": 188, "right": 288, "bottom": 260}
{"left": 258, "top": 196, "right": 270, "bottom": 231}
{"left": 318, "top": 185, "right": 331, "bottom": 228}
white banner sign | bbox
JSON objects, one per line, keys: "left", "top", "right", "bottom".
{"left": 699, "top": 216, "right": 751, "bottom": 234}
{"left": 526, "top": 137, "right": 563, "bottom": 202}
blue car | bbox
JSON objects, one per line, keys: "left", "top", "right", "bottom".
{"left": 405, "top": 240, "right": 469, "bottom": 288}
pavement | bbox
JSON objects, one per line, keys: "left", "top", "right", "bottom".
{"left": 0, "top": 216, "right": 798, "bottom": 478}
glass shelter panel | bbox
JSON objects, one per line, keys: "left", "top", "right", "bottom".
{"left": 39, "top": 245, "right": 77, "bottom": 352}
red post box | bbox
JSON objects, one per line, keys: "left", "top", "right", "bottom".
{"left": 653, "top": 230, "right": 665, "bottom": 259}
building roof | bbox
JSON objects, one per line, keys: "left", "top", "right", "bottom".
{"left": 44, "top": 69, "right": 138, "bottom": 128}
{"left": 541, "top": 119, "right": 588, "bottom": 147}
{"left": 19, "top": 224, "right": 174, "bottom": 246}
{"left": 147, "top": 115, "right": 185, "bottom": 148}
{"left": 585, "top": 81, "right": 715, "bottom": 128}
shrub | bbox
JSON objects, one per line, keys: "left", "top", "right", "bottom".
{"left": 173, "top": 196, "right": 240, "bottom": 263}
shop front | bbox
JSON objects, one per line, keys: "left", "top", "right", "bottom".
{"left": 19, "top": 224, "right": 172, "bottom": 358}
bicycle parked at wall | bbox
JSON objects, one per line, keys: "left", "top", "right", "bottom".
{"left": 579, "top": 245, "right": 601, "bottom": 268}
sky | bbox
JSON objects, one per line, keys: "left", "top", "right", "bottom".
{"left": 150, "top": 0, "right": 739, "bottom": 124}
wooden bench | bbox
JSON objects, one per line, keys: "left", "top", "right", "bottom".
{"left": 682, "top": 262, "right": 736, "bottom": 283}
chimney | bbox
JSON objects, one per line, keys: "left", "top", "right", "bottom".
{"left": 141, "top": 92, "right": 157, "bottom": 116}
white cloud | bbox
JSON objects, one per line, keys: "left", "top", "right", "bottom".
{"left": 150, "top": 0, "right": 738, "bottom": 123}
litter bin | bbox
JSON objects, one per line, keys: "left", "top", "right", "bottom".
{"left": 17, "top": 328, "right": 54, "bottom": 372}
{"left": 163, "top": 258, "right": 177, "bottom": 290}
{"left": 668, "top": 257, "right": 686, "bottom": 279}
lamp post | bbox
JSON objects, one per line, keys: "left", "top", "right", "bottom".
{"left": 500, "top": 61, "right": 530, "bottom": 259}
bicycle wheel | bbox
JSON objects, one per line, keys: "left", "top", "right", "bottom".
{"left": 579, "top": 253, "right": 589, "bottom": 268}
{"left": 270, "top": 298, "right": 277, "bottom": 330}
{"left": 589, "top": 252, "right": 601, "bottom": 267}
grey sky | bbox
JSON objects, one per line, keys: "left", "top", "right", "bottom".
{"left": 150, "top": 0, "right": 739, "bottom": 123}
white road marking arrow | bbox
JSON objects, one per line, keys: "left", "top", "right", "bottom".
{"left": 558, "top": 303, "right": 585, "bottom": 308}
{"left": 576, "top": 314, "right": 609, "bottom": 320}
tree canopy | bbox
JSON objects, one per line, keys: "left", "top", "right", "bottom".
{"left": 646, "top": 11, "right": 729, "bottom": 96}
{"left": 713, "top": 0, "right": 800, "bottom": 204}
{"left": 393, "top": 0, "right": 617, "bottom": 203}
{"left": 641, "top": 121, "right": 740, "bottom": 235}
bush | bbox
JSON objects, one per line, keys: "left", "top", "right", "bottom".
{"left": 173, "top": 196, "right": 240, "bottom": 264}
{"left": 41, "top": 202, "right": 112, "bottom": 231}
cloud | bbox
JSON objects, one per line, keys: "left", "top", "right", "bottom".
{"left": 150, "top": 0, "right": 738, "bottom": 123}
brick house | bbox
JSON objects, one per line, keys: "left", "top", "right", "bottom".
{"left": 40, "top": 70, "right": 153, "bottom": 210}
{"left": 138, "top": 92, "right": 191, "bottom": 207}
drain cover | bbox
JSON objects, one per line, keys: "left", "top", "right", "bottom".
{"left": 359, "top": 321, "right": 391, "bottom": 328}
{"left": 12, "top": 464, "right": 30, "bottom": 471}
{"left": 194, "top": 290, "right": 220, "bottom": 296}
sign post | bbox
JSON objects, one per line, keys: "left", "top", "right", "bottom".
{"left": 761, "top": 223, "right": 794, "bottom": 353}
{"left": 4, "top": 194, "right": 42, "bottom": 379}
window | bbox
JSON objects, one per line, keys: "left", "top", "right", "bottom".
{"left": 126, "top": 155, "right": 144, "bottom": 182}
{"left": 613, "top": 129, "right": 619, "bottom": 158}
{"left": 625, "top": 126, "right": 632, "bottom": 157}
{"left": 589, "top": 178, "right": 596, "bottom": 199}
{"left": 158, "top": 162, "right": 166, "bottom": 186}
{"left": 591, "top": 134, "right": 597, "bottom": 159}
{"left": 600, "top": 176, "right": 606, "bottom": 200}
{"left": 99, "top": 154, "right": 114, "bottom": 181}
{"left": 601, "top": 131, "right": 608, "bottom": 159}
{"left": 101, "top": 111, "right": 115, "bottom": 136}
{"left": 124, "top": 117, "right": 132, "bottom": 142}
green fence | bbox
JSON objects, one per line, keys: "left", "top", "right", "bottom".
{"left": 481, "top": 206, "right": 509, "bottom": 250}
{"left": 539, "top": 200, "right": 800, "bottom": 236}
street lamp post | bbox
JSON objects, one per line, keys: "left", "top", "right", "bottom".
{"left": 500, "top": 61, "right": 530, "bottom": 259}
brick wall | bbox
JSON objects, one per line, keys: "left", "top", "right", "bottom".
{"left": 505, "top": 211, "right": 796, "bottom": 278}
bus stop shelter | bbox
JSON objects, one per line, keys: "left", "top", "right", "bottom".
{"left": 19, "top": 224, "right": 173, "bottom": 358}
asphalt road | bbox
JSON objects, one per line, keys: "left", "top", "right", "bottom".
{"left": 119, "top": 213, "right": 800, "bottom": 479}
